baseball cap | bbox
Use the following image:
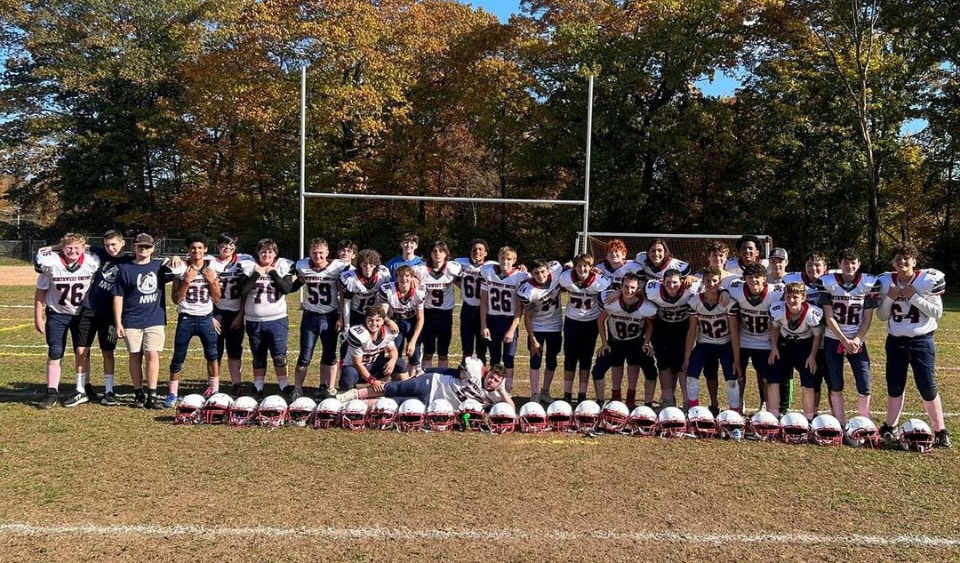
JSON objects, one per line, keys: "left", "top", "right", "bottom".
{"left": 134, "top": 233, "right": 155, "bottom": 247}
{"left": 770, "top": 247, "right": 788, "bottom": 261}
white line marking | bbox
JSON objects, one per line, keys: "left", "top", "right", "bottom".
{"left": 0, "top": 522, "right": 958, "bottom": 547}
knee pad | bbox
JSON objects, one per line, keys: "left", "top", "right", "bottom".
{"left": 591, "top": 366, "right": 606, "bottom": 381}
{"left": 252, "top": 356, "right": 268, "bottom": 370}
{"left": 919, "top": 385, "right": 938, "bottom": 402}
{"left": 272, "top": 354, "right": 288, "bottom": 368}
{"left": 295, "top": 357, "right": 311, "bottom": 369}
{"left": 47, "top": 346, "right": 65, "bottom": 362}
{"left": 169, "top": 361, "right": 185, "bottom": 374}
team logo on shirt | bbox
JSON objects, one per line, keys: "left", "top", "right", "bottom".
{"left": 101, "top": 263, "right": 119, "bottom": 283}
{"left": 137, "top": 272, "right": 159, "bottom": 303}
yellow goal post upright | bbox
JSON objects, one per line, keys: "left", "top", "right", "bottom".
{"left": 575, "top": 232, "right": 774, "bottom": 273}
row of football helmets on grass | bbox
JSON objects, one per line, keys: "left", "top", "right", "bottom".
{"left": 174, "top": 393, "right": 936, "bottom": 452}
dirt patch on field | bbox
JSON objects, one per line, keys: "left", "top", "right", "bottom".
{"left": 0, "top": 267, "right": 35, "bottom": 286}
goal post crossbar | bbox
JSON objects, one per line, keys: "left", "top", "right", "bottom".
{"left": 303, "top": 192, "right": 587, "bottom": 206}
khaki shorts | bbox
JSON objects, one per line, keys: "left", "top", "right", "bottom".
{"left": 124, "top": 326, "right": 165, "bottom": 354}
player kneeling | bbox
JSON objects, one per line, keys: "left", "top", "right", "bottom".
{"left": 337, "top": 307, "right": 406, "bottom": 393}
{"left": 768, "top": 283, "right": 824, "bottom": 420}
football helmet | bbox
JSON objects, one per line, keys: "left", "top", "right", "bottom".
{"left": 257, "top": 395, "right": 288, "bottom": 428}
{"left": 518, "top": 402, "right": 548, "bottom": 433}
{"left": 844, "top": 416, "right": 880, "bottom": 449}
{"left": 202, "top": 392, "right": 234, "bottom": 425}
{"left": 288, "top": 397, "right": 317, "bottom": 427}
{"left": 657, "top": 406, "right": 687, "bottom": 438}
{"left": 341, "top": 399, "right": 369, "bottom": 431}
{"left": 780, "top": 412, "right": 810, "bottom": 445}
{"left": 899, "top": 418, "right": 935, "bottom": 453}
{"left": 686, "top": 405, "right": 717, "bottom": 439}
{"left": 546, "top": 400, "right": 574, "bottom": 432}
{"left": 369, "top": 398, "right": 399, "bottom": 430}
{"left": 750, "top": 410, "right": 780, "bottom": 441}
{"left": 427, "top": 399, "right": 457, "bottom": 432}
{"left": 228, "top": 396, "right": 259, "bottom": 427}
{"left": 458, "top": 398, "right": 486, "bottom": 431}
{"left": 717, "top": 409, "right": 746, "bottom": 441}
{"left": 314, "top": 398, "right": 343, "bottom": 429}
{"left": 810, "top": 414, "right": 843, "bottom": 446}
{"left": 573, "top": 400, "right": 601, "bottom": 433}
{"left": 628, "top": 406, "right": 658, "bottom": 436}
{"left": 599, "top": 401, "right": 630, "bottom": 434}
{"left": 488, "top": 402, "right": 517, "bottom": 434}
{"left": 397, "top": 399, "right": 426, "bottom": 432}
{"left": 174, "top": 394, "right": 206, "bottom": 425}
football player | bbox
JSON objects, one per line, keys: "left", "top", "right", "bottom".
{"left": 210, "top": 233, "right": 251, "bottom": 396}
{"left": 703, "top": 241, "right": 737, "bottom": 289}
{"left": 112, "top": 234, "right": 177, "bottom": 409}
{"left": 633, "top": 239, "right": 691, "bottom": 280}
{"left": 769, "top": 282, "right": 824, "bottom": 420}
{"left": 337, "top": 307, "right": 406, "bottom": 392}
{"left": 236, "top": 239, "right": 295, "bottom": 400}
{"left": 480, "top": 246, "right": 529, "bottom": 392}
{"left": 724, "top": 234, "right": 769, "bottom": 277}
{"left": 595, "top": 239, "right": 635, "bottom": 288}
{"left": 34, "top": 233, "right": 101, "bottom": 409}
{"left": 818, "top": 248, "right": 879, "bottom": 425}
{"left": 728, "top": 262, "right": 783, "bottom": 412}
{"left": 456, "top": 239, "right": 495, "bottom": 364}
{"left": 339, "top": 249, "right": 391, "bottom": 333}
{"left": 593, "top": 273, "right": 658, "bottom": 407}
{"left": 646, "top": 269, "right": 704, "bottom": 410}
{"left": 385, "top": 232, "right": 424, "bottom": 280}
{"left": 782, "top": 251, "right": 830, "bottom": 413}
{"left": 412, "top": 241, "right": 463, "bottom": 370}
{"left": 377, "top": 265, "right": 425, "bottom": 377}
{"left": 337, "top": 239, "right": 357, "bottom": 266}
{"left": 876, "top": 242, "right": 950, "bottom": 448}
{"left": 558, "top": 254, "right": 610, "bottom": 403}
{"left": 517, "top": 259, "right": 564, "bottom": 404}
{"left": 683, "top": 266, "right": 742, "bottom": 412}
{"left": 767, "top": 247, "right": 788, "bottom": 284}
{"left": 166, "top": 234, "right": 223, "bottom": 406}
{"left": 291, "top": 238, "right": 350, "bottom": 400}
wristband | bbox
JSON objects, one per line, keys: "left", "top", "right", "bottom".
{"left": 367, "top": 377, "right": 376, "bottom": 385}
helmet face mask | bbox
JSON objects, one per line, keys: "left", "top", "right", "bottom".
{"left": 845, "top": 416, "right": 880, "bottom": 448}
{"left": 202, "top": 393, "right": 234, "bottom": 425}
{"left": 174, "top": 394, "right": 206, "bottom": 425}
{"left": 717, "top": 410, "right": 745, "bottom": 441}
{"left": 687, "top": 406, "right": 717, "bottom": 439}
{"left": 258, "top": 395, "right": 289, "bottom": 428}
{"left": 288, "top": 397, "right": 318, "bottom": 427}
{"left": 519, "top": 402, "right": 548, "bottom": 433}
{"left": 628, "top": 406, "right": 657, "bottom": 437}
{"left": 573, "top": 400, "right": 601, "bottom": 433}
{"left": 427, "top": 399, "right": 456, "bottom": 432}
{"left": 397, "top": 399, "right": 426, "bottom": 432}
{"left": 341, "top": 399, "right": 369, "bottom": 431}
{"left": 488, "top": 402, "right": 517, "bottom": 434}
{"left": 546, "top": 400, "right": 573, "bottom": 432}
{"left": 780, "top": 413, "right": 810, "bottom": 445}
{"left": 458, "top": 399, "right": 486, "bottom": 431}
{"left": 750, "top": 411, "right": 781, "bottom": 442}
{"left": 657, "top": 406, "right": 687, "bottom": 438}
{"left": 900, "top": 418, "right": 934, "bottom": 453}
{"left": 599, "top": 401, "right": 629, "bottom": 434}
{"left": 369, "top": 398, "right": 399, "bottom": 431}
{"left": 314, "top": 398, "right": 343, "bottom": 429}
{"left": 228, "top": 396, "right": 259, "bottom": 427}
{"left": 811, "top": 414, "right": 843, "bottom": 446}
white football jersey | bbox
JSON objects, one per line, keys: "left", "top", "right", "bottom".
{"left": 782, "top": 272, "right": 824, "bottom": 302}
{"left": 170, "top": 259, "right": 224, "bottom": 316}
{"left": 818, "top": 272, "right": 879, "bottom": 340}
{"left": 516, "top": 261, "right": 564, "bottom": 332}
{"left": 377, "top": 282, "right": 426, "bottom": 320}
{"left": 723, "top": 257, "right": 770, "bottom": 277}
{"left": 413, "top": 261, "right": 463, "bottom": 310}
{"left": 876, "top": 269, "right": 945, "bottom": 337}
{"left": 455, "top": 258, "right": 496, "bottom": 307}
{"left": 241, "top": 258, "right": 294, "bottom": 322}
{"left": 645, "top": 278, "right": 700, "bottom": 324}
{"left": 600, "top": 290, "right": 658, "bottom": 342}
{"left": 687, "top": 293, "right": 738, "bottom": 345}
{"left": 212, "top": 253, "right": 252, "bottom": 312}
{"left": 633, "top": 252, "right": 691, "bottom": 280}
{"left": 428, "top": 370, "right": 503, "bottom": 408}
{"left": 728, "top": 280, "right": 783, "bottom": 350}
{"left": 770, "top": 302, "right": 824, "bottom": 340}
{"left": 35, "top": 250, "right": 101, "bottom": 315}
{"left": 345, "top": 325, "right": 397, "bottom": 366}
{"left": 480, "top": 264, "right": 529, "bottom": 318}
{"left": 596, "top": 260, "right": 638, "bottom": 289}
{"left": 558, "top": 269, "right": 609, "bottom": 321}
{"left": 295, "top": 258, "right": 350, "bottom": 314}
{"left": 339, "top": 266, "right": 391, "bottom": 316}
{"left": 694, "top": 268, "right": 738, "bottom": 290}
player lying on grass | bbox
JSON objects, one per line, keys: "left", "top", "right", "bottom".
{"left": 768, "top": 282, "right": 824, "bottom": 421}
{"left": 480, "top": 246, "right": 529, "bottom": 393}
{"left": 413, "top": 241, "right": 463, "bottom": 371}
{"left": 684, "top": 266, "right": 742, "bottom": 412}
{"left": 377, "top": 265, "right": 425, "bottom": 378}
{"left": 337, "top": 307, "right": 406, "bottom": 393}
{"left": 517, "top": 259, "right": 564, "bottom": 404}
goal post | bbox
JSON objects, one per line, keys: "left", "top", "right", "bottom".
{"left": 575, "top": 232, "right": 774, "bottom": 273}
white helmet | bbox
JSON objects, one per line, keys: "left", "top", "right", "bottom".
{"left": 599, "top": 401, "right": 630, "bottom": 434}
{"left": 369, "top": 398, "right": 399, "bottom": 430}
{"left": 458, "top": 398, "right": 486, "bottom": 431}
{"left": 657, "top": 406, "right": 687, "bottom": 438}
{"left": 258, "top": 395, "right": 288, "bottom": 427}
{"left": 717, "top": 409, "right": 746, "bottom": 441}
{"left": 427, "top": 399, "right": 457, "bottom": 432}
{"left": 341, "top": 399, "right": 369, "bottom": 431}
{"left": 780, "top": 412, "right": 811, "bottom": 445}
{"left": 899, "top": 418, "right": 934, "bottom": 453}
{"left": 174, "top": 394, "right": 206, "bottom": 425}
{"left": 518, "top": 402, "right": 548, "bottom": 433}
{"left": 844, "top": 416, "right": 880, "bottom": 449}
{"left": 202, "top": 393, "right": 234, "bottom": 425}
{"left": 314, "top": 398, "right": 343, "bottom": 429}
{"left": 228, "top": 396, "right": 259, "bottom": 427}
{"left": 810, "top": 414, "right": 843, "bottom": 446}
{"left": 686, "top": 406, "right": 717, "bottom": 439}
{"left": 488, "top": 402, "right": 517, "bottom": 434}
{"left": 750, "top": 410, "right": 780, "bottom": 441}
{"left": 573, "top": 400, "right": 601, "bottom": 433}
{"left": 546, "top": 400, "right": 574, "bottom": 432}
{"left": 628, "top": 406, "right": 658, "bottom": 437}
{"left": 397, "top": 399, "right": 426, "bottom": 432}
{"left": 288, "top": 397, "right": 317, "bottom": 427}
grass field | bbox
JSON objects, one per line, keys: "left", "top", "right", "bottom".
{"left": 1, "top": 281, "right": 959, "bottom": 561}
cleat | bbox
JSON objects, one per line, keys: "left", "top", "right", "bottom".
{"left": 935, "top": 430, "right": 952, "bottom": 449}
{"left": 232, "top": 382, "right": 244, "bottom": 397}
{"left": 101, "top": 391, "right": 119, "bottom": 407}
{"left": 879, "top": 423, "right": 898, "bottom": 445}
{"left": 132, "top": 394, "right": 146, "bottom": 409}
{"left": 539, "top": 391, "right": 554, "bottom": 405}
{"left": 62, "top": 391, "right": 88, "bottom": 408}
{"left": 163, "top": 393, "right": 178, "bottom": 408}
{"left": 84, "top": 384, "right": 100, "bottom": 403}
{"left": 38, "top": 389, "right": 59, "bottom": 410}
{"left": 314, "top": 384, "right": 330, "bottom": 401}
{"left": 291, "top": 388, "right": 303, "bottom": 401}
{"left": 709, "top": 405, "right": 720, "bottom": 418}
{"left": 529, "top": 392, "right": 540, "bottom": 405}
{"left": 146, "top": 396, "right": 164, "bottom": 410}
{"left": 280, "top": 386, "right": 293, "bottom": 402}
{"left": 255, "top": 388, "right": 265, "bottom": 401}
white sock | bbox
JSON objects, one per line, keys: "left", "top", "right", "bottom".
{"left": 254, "top": 378, "right": 264, "bottom": 391}
{"left": 104, "top": 374, "right": 114, "bottom": 394}
{"left": 686, "top": 376, "right": 701, "bottom": 406}
{"left": 75, "top": 374, "right": 85, "bottom": 393}
{"left": 725, "top": 379, "right": 741, "bottom": 409}
{"left": 277, "top": 376, "right": 289, "bottom": 389}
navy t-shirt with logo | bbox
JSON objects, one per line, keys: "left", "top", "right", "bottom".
{"left": 84, "top": 247, "right": 134, "bottom": 313}
{"left": 112, "top": 260, "right": 175, "bottom": 329}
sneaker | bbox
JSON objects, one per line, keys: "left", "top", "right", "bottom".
{"left": 146, "top": 396, "right": 164, "bottom": 410}
{"left": 202, "top": 386, "right": 215, "bottom": 399}
{"left": 162, "top": 393, "right": 178, "bottom": 408}
{"left": 880, "top": 423, "right": 898, "bottom": 445}
{"left": 529, "top": 392, "right": 541, "bottom": 404}
{"left": 935, "top": 430, "right": 952, "bottom": 449}
{"left": 101, "top": 391, "right": 119, "bottom": 407}
{"left": 539, "top": 391, "right": 554, "bottom": 405}
{"left": 38, "top": 389, "right": 59, "bottom": 410}
{"left": 133, "top": 393, "right": 146, "bottom": 409}
{"left": 84, "top": 384, "right": 100, "bottom": 403}
{"left": 62, "top": 391, "right": 88, "bottom": 408}
{"left": 335, "top": 389, "right": 359, "bottom": 403}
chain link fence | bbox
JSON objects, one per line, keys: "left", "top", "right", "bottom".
{"left": 0, "top": 238, "right": 187, "bottom": 261}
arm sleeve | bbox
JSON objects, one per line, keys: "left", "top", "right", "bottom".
{"left": 269, "top": 270, "right": 293, "bottom": 295}
{"left": 290, "top": 277, "right": 305, "bottom": 292}
{"left": 238, "top": 273, "right": 258, "bottom": 296}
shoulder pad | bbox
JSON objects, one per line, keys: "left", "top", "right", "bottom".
{"left": 239, "top": 260, "right": 257, "bottom": 276}
{"left": 346, "top": 325, "right": 370, "bottom": 348}
{"left": 448, "top": 260, "right": 463, "bottom": 275}
{"left": 295, "top": 258, "right": 311, "bottom": 274}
